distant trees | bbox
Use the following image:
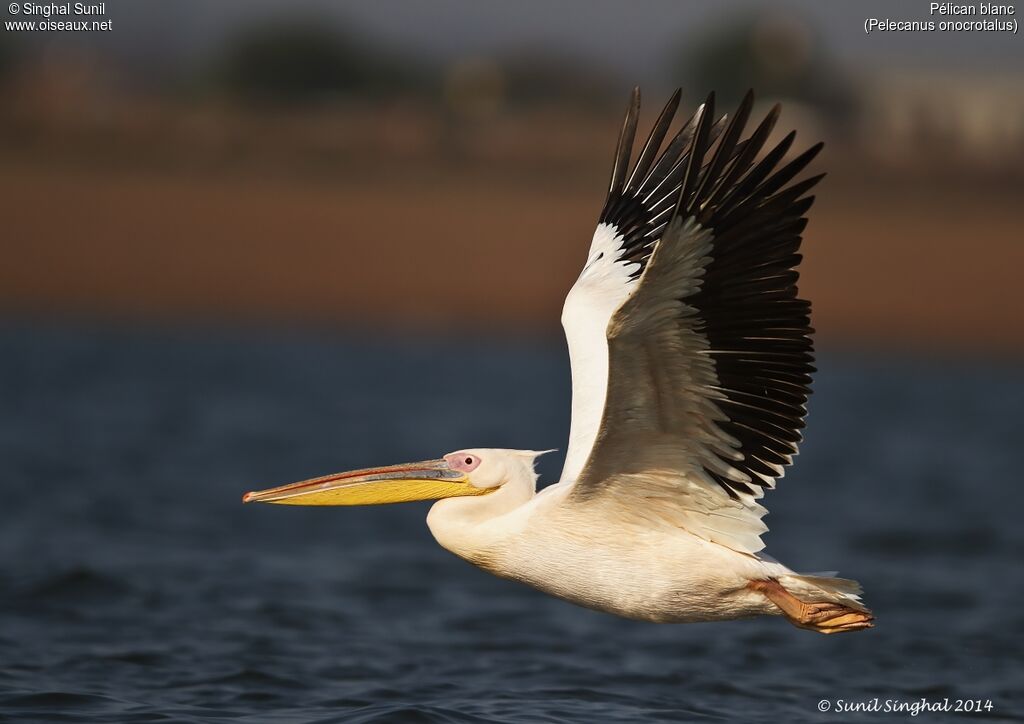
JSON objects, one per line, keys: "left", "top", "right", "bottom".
{"left": 673, "top": 13, "right": 854, "bottom": 121}
{"left": 212, "top": 16, "right": 615, "bottom": 112}
{"left": 215, "top": 18, "right": 421, "bottom": 104}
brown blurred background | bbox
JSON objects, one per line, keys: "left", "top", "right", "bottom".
{"left": 2, "top": 0, "right": 1022, "bottom": 355}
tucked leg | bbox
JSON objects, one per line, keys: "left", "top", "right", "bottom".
{"left": 748, "top": 578, "right": 874, "bottom": 634}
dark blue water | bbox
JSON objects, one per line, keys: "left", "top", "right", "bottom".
{"left": 1, "top": 324, "right": 1021, "bottom": 723}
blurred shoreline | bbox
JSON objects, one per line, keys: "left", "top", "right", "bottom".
{"left": 1, "top": 149, "right": 1020, "bottom": 356}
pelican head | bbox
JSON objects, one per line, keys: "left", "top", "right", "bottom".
{"left": 242, "top": 448, "right": 546, "bottom": 508}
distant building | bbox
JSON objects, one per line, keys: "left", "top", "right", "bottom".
{"left": 859, "top": 70, "right": 1024, "bottom": 169}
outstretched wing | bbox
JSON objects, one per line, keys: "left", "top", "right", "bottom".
{"left": 559, "top": 88, "right": 729, "bottom": 485}
{"left": 559, "top": 89, "right": 822, "bottom": 554}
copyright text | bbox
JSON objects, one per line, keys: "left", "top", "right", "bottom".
{"left": 817, "top": 698, "right": 995, "bottom": 716}
{"left": 5, "top": 3, "right": 111, "bottom": 32}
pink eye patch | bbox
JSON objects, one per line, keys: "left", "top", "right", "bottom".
{"left": 446, "top": 453, "right": 481, "bottom": 472}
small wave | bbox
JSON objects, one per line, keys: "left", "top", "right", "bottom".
{"left": 2, "top": 691, "right": 114, "bottom": 708}
{"left": 22, "top": 567, "right": 132, "bottom": 602}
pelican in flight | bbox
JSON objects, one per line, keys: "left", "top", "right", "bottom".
{"left": 245, "top": 89, "right": 872, "bottom": 634}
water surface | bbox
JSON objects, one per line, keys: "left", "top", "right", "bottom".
{"left": 1, "top": 325, "right": 1021, "bottom": 722}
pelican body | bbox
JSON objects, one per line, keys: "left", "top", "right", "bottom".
{"left": 245, "top": 89, "right": 872, "bottom": 634}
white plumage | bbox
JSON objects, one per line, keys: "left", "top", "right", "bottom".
{"left": 559, "top": 222, "right": 640, "bottom": 486}
{"left": 245, "top": 88, "right": 873, "bottom": 634}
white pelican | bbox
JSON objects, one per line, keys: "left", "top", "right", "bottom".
{"left": 244, "top": 89, "right": 873, "bottom": 634}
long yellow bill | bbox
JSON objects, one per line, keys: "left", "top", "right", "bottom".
{"left": 242, "top": 459, "right": 490, "bottom": 506}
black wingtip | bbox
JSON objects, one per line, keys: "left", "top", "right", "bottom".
{"left": 608, "top": 88, "right": 642, "bottom": 197}
{"left": 740, "top": 88, "right": 755, "bottom": 110}
{"left": 694, "top": 90, "right": 756, "bottom": 216}
{"left": 673, "top": 91, "right": 716, "bottom": 219}
{"left": 625, "top": 87, "right": 682, "bottom": 194}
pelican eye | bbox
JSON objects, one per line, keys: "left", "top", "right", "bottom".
{"left": 446, "top": 453, "right": 481, "bottom": 472}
